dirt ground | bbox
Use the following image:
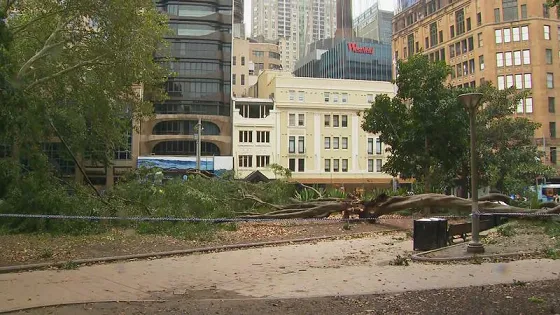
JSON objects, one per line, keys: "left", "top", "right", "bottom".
{"left": 13, "top": 279, "right": 560, "bottom": 315}
{"left": 0, "top": 220, "right": 402, "bottom": 267}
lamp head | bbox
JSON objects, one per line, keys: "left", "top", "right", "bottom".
{"left": 458, "top": 92, "right": 483, "bottom": 111}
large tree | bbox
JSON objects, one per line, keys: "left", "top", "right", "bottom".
{"left": 362, "top": 54, "right": 555, "bottom": 196}
{"left": 361, "top": 54, "right": 469, "bottom": 193}
{"left": 0, "top": 0, "right": 169, "bottom": 168}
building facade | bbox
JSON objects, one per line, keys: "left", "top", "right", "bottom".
{"left": 232, "top": 37, "right": 282, "bottom": 97}
{"left": 150, "top": 0, "right": 233, "bottom": 157}
{"left": 353, "top": 1, "right": 394, "bottom": 43}
{"left": 234, "top": 70, "right": 396, "bottom": 188}
{"left": 251, "top": 0, "right": 337, "bottom": 72}
{"left": 392, "top": 0, "right": 560, "bottom": 167}
{"left": 294, "top": 38, "right": 393, "bottom": 82}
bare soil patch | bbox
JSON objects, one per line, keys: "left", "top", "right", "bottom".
{"left": 12, "top": 279, "right": 560, "bottom": 315}
{"left": 0, "top": 220, "right": 402, "bottom": 268}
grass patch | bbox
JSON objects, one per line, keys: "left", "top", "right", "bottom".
{"left": 528, "top": 296, "right": 545, "bottom": 304}
{"left": 389, "top": 255, "right": 410, "bottom": 266}
{"left": 497, "top": 224, "right": 515, "bottom": 237}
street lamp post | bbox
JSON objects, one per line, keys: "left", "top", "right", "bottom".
{"left": 458, "top": 92, "right": 485, "bottom": 254}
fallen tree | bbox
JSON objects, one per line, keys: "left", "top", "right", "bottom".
{"left": 236, "top": 193, "right": 560, "bottom": 220}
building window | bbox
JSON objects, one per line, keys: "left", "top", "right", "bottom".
{"left": 298, "top": 136, "right": 305, "bottom": 153}
{"left": 341, "top": 93, "right": 348, "bottom": 103}
{"left": 505, "top": 51, "right": 513, "bottom": 66}
{"left": 324, "top": 137, "right": 331, "bottom": 149}
{"left": 114, "top": 130, "right": 132, "bottom": 160}
{"left": 298, "top": 91, "right": 304, "bottom": 102}
{"left": 324, "top": 115, "right": 330, "bottom": 127}
{"left": 523, "top": 50, "right": 531, "bottom": 64}
{"left": 514, "top": 50, "right": 522, "bottom": 65}
{"left": 550, "top": 122, "right": 557, "bottom": 139}
{"left": 289, "top": 90, "right": 295, "bottom": 101}
{"left": 333, "top": 159, "right": 340, "bottom": 172}
{"left": 341, "top": 115, "right": 348, "bottom": 127}
{"left": 233, "top": 56, "right": 236, "bottom": 65}
{"left": 450, "top": 25, "right": 455, "bottom": 38}
{"left": 232, "top": 74, "right": 236, "bottom": 85}
{"left": 506, "top": 74, "right": 514, "bottom": 88}
{"left": 477, "top": 12, "right": 482, "bottom": 26}
{"left": 494, "top": 8, "right": 500, "bottom": 23}
{"left": 256, "top": 155, "right": 270, "bottom": 167}
{"left": 468, "top": 37, "right": 474, "bottom": 51}
{"left": 525, "top": 97, "right": 533, "bottom": 113}
{"left": 516, "top": 99, "right": 524, "bottom": 113}
{"left": 239, "top": 130, "right": 253, "bottom": 143}
{"left": 341, "top": 159, "right": 348, "bottom": 172}
{"left": 333, "top": 137, "right": 339, "bottom": 149}
{"left": 512, "top": 27, "right": 520, "bottom": 41}
{"left": 455, "top": 9, "right": 465, "bottom": 35}
{"left": 545, "top": 25, "right": 551, "bottom": 40}
{"left": 521, "top": 26, "right": 529, "bottom": 40}
{"left": 549, "top": 97, "right": 556, "bottom": 113}
{"left": 477, "top": 32, "right": 483, "bottom": 47}
{"left": 241, "top": 56, "right": 245, "bottom": 65}
{"left": 496, "top": 52, "right": 504, "bottom": 67}
{"left": 544, "top": 3, "right": 551, "bottom": 18}
{"left": 498, "top": 75, "right": 505, "bottom": 90}
{"left": 341, "top": 137, "right": 348, "bottom": 149}
{"left": 504, "top": 28, "right": 511, "bottom": 43}
{"left": 367, "top": 159, "right": 374, "bottom": 172}
{"left": 450, "top": 44, "right": 455, "bottom": 58}
{"left": 367, "top": 94, "right": 373, "bottom": 103}
{"left": 289, "top": 158, "right": 296, "bottom": 171}
{"left": 495, "top": 29, "right": 502, "bottom": 43}
{"left": 551, "top": 147, "right": 557, "bottom": 165}
{"left": 376, "top": 159, "right": 383, "bottom": 172}
{"left": 375, "top": 138, "right": 382, "bottom": 154}
{"left": 324, "top": 159, "right": 331, "bottom": 172}
{"left": 238, "top": 155, "right": 253, "bottom": 168}
{"left": 521, "top": 4, "right": 527, "bottom": 19}
{"left": 289, "top": 113, "right": 296, "bottom": 126}
{"left": 288, "top": 136, "right": 295, "bottom": 153}
{"left": 547, "top": 73, "right": 555, "bottom": 88}
{"left": 466, "top": 17, "right": 471, "bottom": 31}
{"left": 479, "top": 55, "right": 485, "bottom": 70}
{"left": 439, "top": 30, "right": 443, "bottom": 43}
{"left": 515, "top": 74, "right": 522, "bottom": 89}
{"left": 469, "top": 59, "right": 475, "bottom": 74}
{"left": 524, "top": 73, "right": 532, "bottom": 89}
{"left": 324, "top": 92, "right": 330, "bottom": 102}
{"left": 546, "top": 49, "right": 553, "bottom": 64}
{"left": 407, "top": 33, "right": 414, "bottom": 58}
{"left": 298, "top": 114, "right": 304, "bottom": 126}
{"left": 256, "top": 131, "right": 270, "bottom": 143}
{"left": 502, "top": 0, "right": 519, "bottom": 21}
{"left": 332, "top": 93, "right": 339, "bottom": 103}
{"left": 333, "top": 115, "right": 339, "bottom": 127}
{"left": 430, "top": 22, "right": 438, "bottom": 47}
{"left": 241, "top": 74, "right": 245, "bottom": 85}
{"left": 367, "top": 138, "right": 374, "bottom": 154}
{"left": 297, "top": 158, "right": 305, "bottom": 172}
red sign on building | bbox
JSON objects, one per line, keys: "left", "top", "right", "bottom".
{"left": 347, "top": 42, "right": 374, "bottom": 55}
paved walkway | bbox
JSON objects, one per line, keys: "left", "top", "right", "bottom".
{"left": 1, "top": 232, "right": 559, "bottom": 313}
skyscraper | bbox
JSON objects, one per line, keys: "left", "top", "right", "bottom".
{"left": 147, "top": 1, "right": 233, "bottom": 157}
{"left": 251, "top": 0, "right": 337, "bottom": 72}
{"left": 353, "top": 1, "right": 393, "bottom": 44}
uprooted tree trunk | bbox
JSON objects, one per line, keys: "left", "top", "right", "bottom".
{"left": 236, "top": 193, "right": 560, "bottom": 220}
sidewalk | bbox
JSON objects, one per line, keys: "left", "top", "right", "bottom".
{"left": 1, "top": 232, "right": 559, "bottom": 313}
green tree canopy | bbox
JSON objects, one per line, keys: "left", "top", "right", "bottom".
{"left": 1, "top": 0, "right": 169, "bottom": 166}
{"left": 361, "top": 54, "right": 555, "bottom": 195}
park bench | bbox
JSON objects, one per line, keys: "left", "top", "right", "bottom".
{"left": 447, "top": 219, "right": 497, "bottom": 245}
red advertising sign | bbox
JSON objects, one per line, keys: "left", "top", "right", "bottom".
{"left": 347, "top": 42, "right": 374, "bottom": 54}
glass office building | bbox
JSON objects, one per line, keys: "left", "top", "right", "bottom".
{"left": 293, "top": 38, "right": 392, "bottom": 82}
{"left": 152, "top": 0, "right": 233, "bottom": 156}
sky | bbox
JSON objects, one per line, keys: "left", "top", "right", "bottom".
{"left": 243, "top": 0, "right": 396, "bottom": 36}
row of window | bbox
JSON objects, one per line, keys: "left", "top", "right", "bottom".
{"left": 451, "top": 59, "right": 476, "bottom": 79}
{"left": 497, "top": 73, "right": 532, "bottom": 90}
{"left": 448, "top": 36, "right": 474, "bottom": 59}
{"left": 170, "top": 23, "right": 231, "bottom": 37}
{"left": 323, "top": 92, "right": 348, "bottom": 103}
{"left": 162, "top": 4, "right": 231, "bottom": 17}
{"left": 496, "top": 50, "right": 531, "bottom": 67}
{"left": 324, "top": 114, "right": 348, "bottom": 128}
{"left": 324, "top": 137, "right": 348, "bottom": 150}
{"left": 494, "top": 26, "right": 530, "bottom": 44}
{"left": 238, "top": 130, "right": 270, "bottom": 143}
{"left": 232, "top": 74, "right": 245, "bottom": 85}
{"left": 515, "top": 97, "right": 534, "bottom": 114}
{"left": 238, "top": 155, "right": 270, "bottom": 168}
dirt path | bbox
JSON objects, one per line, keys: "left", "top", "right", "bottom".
{"left": 11, "top": 279, "right": 560, "bottom": 315}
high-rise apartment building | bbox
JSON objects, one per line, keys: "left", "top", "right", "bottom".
{"left": 251, "top": 0, "right": 337, "bottom": 72}
{"left": 392, "top": 0, "right": 560, "bottom": 167}
{"left": 353, "top": 1, "right": 394, "bottom": 43}
{"left": 148, "top": 1, "right": 233, "bottom": 157}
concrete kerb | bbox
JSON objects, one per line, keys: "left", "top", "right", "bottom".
{"left": 0, "top": 228, "right": 402, "bottom": 274}
{"left": 411, "top": 241, "right": 541, "bottom": 262}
